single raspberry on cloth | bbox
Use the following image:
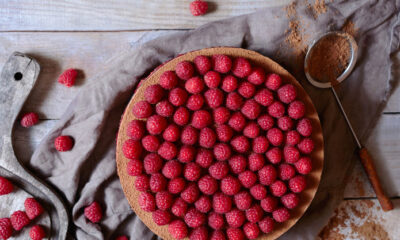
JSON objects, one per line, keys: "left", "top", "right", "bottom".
{"left": 11, "top": 211, "right": 30, "bottom": 230}
{"left": 58, "top": 68, "right": 77, "bottom": 87}
{"left": 190, "top": 0, "right": 208, "bottom": 16}
{"left": 54, "top": 135, "right": 74, "bottom": 152}
{"left": 20, "top": 112, "right": 39, "bottom": 128}
{"left": 0, "top": 176, "right": 13, "bottom": 195}
{"left": 84, "top": 202, "right": 102, "bottom": 223}
{"left": 24, "top": 198, "right": 44, "bottom": 220}
{"left": 29, "top": 225, "right": 46, "bottom": 240}
{"left": 0, "top": 218, "right": 12, "bottom": 240}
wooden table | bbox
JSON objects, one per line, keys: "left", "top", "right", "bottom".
{"left": 1, "top": 1, "right": 399, "bottom": 239}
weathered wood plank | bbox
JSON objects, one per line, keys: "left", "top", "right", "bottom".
{"left": 0, "top": 0, "right": 291, "bottom": 31}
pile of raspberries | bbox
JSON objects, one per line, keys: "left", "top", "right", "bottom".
{"left": 122, "top": 54, "right": 314, "bottom": 240}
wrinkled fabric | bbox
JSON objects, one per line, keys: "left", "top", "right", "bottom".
{"left": 29, "top": 0, "right": 400, "bottom": 239}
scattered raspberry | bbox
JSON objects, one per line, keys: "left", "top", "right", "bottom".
{"left": 241, "top": 100, "right": 261, "bottom": 120}
{"left": 278, "top": 84, "right": 297, "bottom": 104}
{"left": 215, "top": 125, "right": 233, "bottom": 142}
{"left": 146, "top": 115, "right": 167, "bottom": 135}
{"left": 228, "top": 112, "right": 246, "bottom": 132}
{"left": 260, "top": 196, "right": 278, "bottom": 212}
{"left": 20, "top": 112, "right": 39, "bottom": 128}
{"left": 0, "top": 218, "right": 12, "bottom": 240}
{"left": 168, "top": 177, "right": 186, "bottom": 194}
{"left": 238, "top": 82, "right": 256, "bottom": 99}
{"left": 289, "top": 175, "right": 307, "bottom": 193}
{"left": 138, "top": 192, "right": 156, "bottom": 212}
{"left": 187, "top": 94, "right": 205, "bottom": 111}
{"left": 194, "top": 55, "right": 211, "bottom": 75}
{"left": 288, "top": 100, "right": 305, "bottom": 119}
{"left": 213, "top": 107, "right": 230, "bottom": 124}
{"left": 199, "top": 128, "right": 217, "bottom": 148}
{"left": 191, "top": 110, "right": 212, "bottom": 129}
{"left": 267, "top": 128, "right": 283, "bottom": 146}
{"left": 243, "top": 122, "right": 260, "bottom": 139}
{"left": 204, "top": 89, "right": 224, "bottom": 108}
{"left": 190, "top": 0, "right": 208, "bottom": 16}
{"left": 58, "top": 68, "right": 77, "bottom": 87}
{"left": 145, "top": 84, "right": 165, "bottom": 104}
{"left": 283, "top": 146, "right": 300, "bottom": 163}
{"left": 232, "top": 57, "right": 252, "bottom": 78}
{"left": 184, "top": 162, "right": 202, "bottom": 181}
{"left": 210, "top": 230, "right": 226, "bottom": 240}
{"left": 172, "top": 198, "right": 189, "bottom": 217}
{"left": 198, "top": 175, "right": 218, "bottom": 195}
{"left": 250, "top": 184, "right": 267, "bottom": 200}
{"left": 176, "top": 61, "right": 194, "bottom": 80}
{"left": 238, "top": 171, "right": 257, "bottom": 188}
{"left": 127, "top": 159, "right": 143, "bottom": 176}
{"left": 226, "top": 228, "right": 245, "bottom": 240}
{"left": 294, "top": 157, "right": 312, "bottom": 175}
{"left": 181, "top": 183, "right": 200, "bottom": 203}
{"left": 277, "top": 116, "right": 293, "bottom": 131}
{"left": 156, "top": 191, "right": 173, "bottom": 210}
{"left": 254, "top": 89, "right": 274, "bottom": 107}
{"left": 225, "top": 209, "right": 245, "bottom": 228}
{"left": 259, "top": 216, "right": 274, "bottom": 233}
{"left": 267, "top": 101, "right": 285, "bottom": 118}
{"left": 196, "top": 149, "right": 214, "bottom": 168}
{"left": 190, "top": 227, "right": 208, "bottom": 240}
{"left": 258, "top": 165, "right": 277, "bottom": 186}
{"left": 243, "top": 222, "right": 260, "bottom": 240}
{"left": 163, "top": 124, "right": 180, "bottom": 142}
{"left": 226, "top": 92, "right": 244, "bottom": 111}
{"left": 278, "top": 164, "right": 296, "bottom": 180}
{"left": 152, "top": 209, "right": 171, "bottom": 226}
{"left": 281, "top": 193, "right": 299, "bottom": 209}
{"left": 115, "top": 236, "right": 129, "bottom": 240}
{"left": 144, "top": 153, "right": 163, "bottom": 174}
{"left": 252, "top": 137, "right": 269, "bottom": 154}
{"left": 212, "top": 193, "right": 232, "bottom": 214}
{"left": 162, "top": 160, "right": 182, "bottom": 179}
{"left": 265, "top": 147, "right": 282, "bottom": 164}
{"left": 270, "top": 180, "right": 287, "bottom": 197}
{"left": 220, "top": 176, "right": 241, "bottom": 195}
{"left": 181, "top": 126, "right": 199, "bottom": 145}
{"left": 185, "top": 76, "right": 205, "bottom": 94}
{"left": 169, "top": 88, "right": 188, "bottom": 106}
{"left": 135, "top": 175, "right": 150, "bottom": 192}
{"left": 141, "top": 135, "right": 160, "bottom": 152}
{"left": 285, "top": 130, "right": 301, "bottom": 146}
{"left": 0, "top": 177, "right": 13, "bottom": 195}
{"left": 29, "top": 225, "right": 46, "bottom": 240}
{"left": 54, "top": 135, "right": 74, "bottom": 152}
{"left": 150, "top": 173, "right": 167, "bottom": 192}
{"left": 298, "top": 138, "right": 315, "bottom": 154}
{"left": 160, "top": 71, "right": 178, "bottom": 90}
{"left": 234, "top": 191, "right": 252, "bottom": 211}
{"left": 297, "top": 118, "right": 313, "bottom": 137}
{"left": 126, "top": 120, "right": 145, "bottom": 140}
{"left": 273, "top": 208, "right": 290, "bottom": 223}
{"left": 178, "top": 145, "right": 196, "bottom": 163}
{"left": 209, "top": 162, "right": 229, "bottom": 180}
{"left": 221, "top": 75, "right": 238, "bottom": 92}
{"left": 204, "top": 71, "right": 221, "bottom": 88}
{"left": 248, "top": 153, "right": 265, "bottom": 172}
{"left": 257, "top": 114, "right": 274, "bottom": 131}
{"left": 208, "top": 212, "right": 225, "bottom": 230}
{"left": 228, "top": 155, "right": 247, "bottom": 174}
{"left": 173, "top": 107, "right": 190, "bottom": 126}
{"left": 84, "top": 202, "right": 102, "bottom": 223}
{"left": 158, "top": 141, "right": 178, "bottom": 160}
{"left": 169, "top": 220, "right": 188, "bottom": 240}
{"left": 213, "top": 143, "right": 232, "bottom": 161}
{"left": 231, "top": 136, "right": 250, "bottom": 153}
{"left": 247, "top": 67, "right": 266, "bottom": 85}
{"left": 212, "top": 55, "right": 232, "bottom": 73}
{"left": 245, "top": 205, "right": 263, "bottom": 223}
{"left": 184, "top": 208, "right": 206, "bottom": 228}
{"left": 265, "top": 73, "right": 282, "bottom": 91}
{"left": 195, "top": 196, "right": 212, "bottom": 213}
{"left": 132, "top": 101, "right": 153, "bottom": 118}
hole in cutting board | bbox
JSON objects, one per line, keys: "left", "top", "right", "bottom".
{"left": 14, "top": 72, "right": 23, "bottom": 81}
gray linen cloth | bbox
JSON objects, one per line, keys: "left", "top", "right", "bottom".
{"left": 28, "top": 0, "right": 400, "bottom": 239}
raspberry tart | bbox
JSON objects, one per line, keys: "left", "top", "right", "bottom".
{"left": 116, "top": 47, "right": 323, "bottom": 240}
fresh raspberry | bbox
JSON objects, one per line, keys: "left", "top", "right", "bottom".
{"left": 281, "top": 193, "right": 299, "bottom": 209}
{"left": 156, "top": 100, "right": 175, "bottom": 117}
{"left": 268, "top": 101, "right": 285, "bottom": 118}
{"left": 204, "top": 89, "right": 224, "bottom": 108}
{"left": 184, "top": 162, "right": 202, "bottom": 181}
{"left": 247, "top": 67, "right": 266, "bottom": 85}
{"left": 54, "top": 135, "right": 74, "bottom": 152}
{"left": 172, "top": 198, "right": 189, "bottom": 217}
{"left": 267, "top": 128, "right": 284, "bottom": 146}
{"left": 122, "top": 139, "right": 142, "bottom": 159}
{"left": 265, "top": 147, "right": 282, "bottom": 164}
{"left": 210, "top": 230, "right": 226, "bottom": 240}
{"left": 176, "top": 61, "right": 194, "bottom": 80}
{"left": 250, "top": 184, "right": 267, "bottom": 200}
{"left": 278, "top": 164, "right": 296, "bottom": 180}
{"left": 220, "top": 176, "right": 241, "bottom": 195}
{"left": 239, "top": 82, "right": 257, "bottom": 100}
{"left": 209, "top": 162, "right": 229, "bottom": 180}
{"left": 185, "top": 208, "right": 206, "bottom": 228}
{"left": 84, "top": 202, "right": 102, "bottom": 223}
{"left": 295, "top": 157, "right": 312, "bottom": 175}
{"left": 145, "top": 84, "right": 165, "bottom": 104}
{"left": 258, "top": 165, "right": 277, "bottom": 186}
{"left": 168, "top": 177, "right": 186, "bottom": 194}
{"left": 146, "top": 115, "right": 167, "bottom": 135}
{"left": 178, "top": 145, "right": 196, "bottom": 163}
{"left": 288, "top": 100, "right": 305, "bottom": 119}
{"left": 58, "top": 68, "right": 77, "bottom": 87}
{"left": 277, "top": 116, "right": 294, "bottom": 131}
{"left": 185, "top": 76, "right": 205, "bottom": 94}
{"left": 169, "top": 220, "right": 188, "bottom": 240}
{"left": 161, "top": 124, "right": 179, "bottom": 142}
{"left": 259, "top": 216, "right": 274, "bottom": 233}
{"left": 265, "top": 73, "right": 282, "bottom": 91}
{"left": 204, "top": 71, "right": 221, "bottom": 88}
{"left": 135, "top": 175, "right": 150, "bottom": 192}
{"left": 257, "top": 114, "right": 274, "bottom": 131}
{"left": 132, "top": 101, "right": 153, "bottom": 118}
{"left": 297, "top": 118, "right": 313, "bottom": 137}
{"left": 181, "top": 183, "right": 200, "bottom": 203}
{"left": 254, "top": 89, "right": 274, "bottom": 107}
{"left": 198, "top": 175, "right": 218, "bottom": 195}
{"left": 156, "top": 191, "right": 173, "bottom": 210}
{"left": 283, "top": 146, "right": 300, "bottom": 163}
{"left": 241, "top": 100, "right": 261, "bottom": 120}
{"left": 252, "top": 137, "right": 269, "bottom": 154}
{"left": 238, "top": 171, "right": 257, "bottom": 188}
{"left": 139, "top": 192, "right": 156, "bottom": 212}
{"left": 158, "top": 141, "right": 178, "bottom": 160}
{"left": 141, "top": 135, "right": 159, "bottom": 152}
{"left": 199, "top": 128, "right": 217, "bottom": 148}
{"left": 221, "top": 75, "right": 238, "bottom": 92}
{"left": 0, "top": 218, "right": 12, "bottom": 240}
{"left": 232, "top": 58, "right": 252, "bottom": 78}
{"left": 213, "top": 107, "right": 230, "bottom": 124}
{"left": 191, "top": 110, "right": 212, "bottom": 129}
{"left": 234, "top": 191, "right": 252, "bottom": 211}
{"left": 126, "top": 120, "right": 145, "bottom": 141}
{"left": 23, "top": 198, "right": 44, "bottom": 220}
{"left": 226, "top": 228, "right": 245, "bottom": 240}
{"left": 181, "top": 126, "right": 199, "bottom": 145}
{"left": 150, "top": 173, "right": 167, "bottom": 192}
{"left": 213, "top": 143, "right": 232, "bottom": 161}
{"left": 195, "top": 196, "right": 212, "bottom": 213}
{"left": 162, "top": 160, "right": 182, "bottom": 179}
{"left": 174, "top": 107, "right": 190, "bottom": 126}
{"left": 228, "top": 112, "right": 246, "bottom": 132}
{"left": 228, "top": 155, "right": 247, "bottom": 174}
{"left": 260, "top": 196, "right": 278, "bottom": 212}
{"left": 270, "top": 180, "right": 287, "bottom": 197}
{"left": 273, "top": 208, "right": 290, "bottom": 223}
{"left": 226, "top": 92, "right": 244, "bottom": 111}
{"left": 298, "top": 138, "right": 315, "bottom": 154}
{"left": 289, "top": 175, "right": 307, "bottom": 193}
{"left": 160, "top": 71, "right": 178, "bottom": 90}
{"left": 169, "top": 88, "right": 188, "bottom": 106}
{"left": 230, "top": 136, "right": 250, "bottom": 153}
{"left": 187, "top": 94, "right": 205, "bottom": 111}
{"left": 243, "top": 222, "right": 260, "bottom": 240}
{"left": 196, "top": 149, "right": 214, "bottom": 168}
{"left": 126, "top": 159, "right": 142, "bottom": 176}
{"left": 29, "top": 225, "right": 46, "bottom": 240}
{"left": 245, "top": 205, "right": 263, "bottom": 223}
{"left": 278, "top": 84, "right": 297, "bottom": 104}
{"left": 248, "top": 153, "right": 265, "bottom": 171}
{"left": 190, "top": 227, "right": 208, "bottom": 240}
{"left": 212, "top": 55, "right": 232, "bottom": 73}
{"left": 243, "top": 122, "right": 260, "bottom": 139}
{"left": 20, "top": 112, "right": 39, "bottom": 128}
{"left": 194, "top": 55, "right": 211, "bottom": 75}
{"left": 152, "top": 209, "right": 171, "bottom": 226}
{"left": 212, "top": 193, "right": 232, "bottom": 214}
{"left": 208, "top": 212, "right": 225, "bottom": 230}
{"left": 225, "top": 209, "right": 245, "bottom": 228}
{"left": 143, "top": 153, "right": 163, "bottom": 174}
{"left": 0, "top": 177, "right": 13, "bottom": 195}
{"left": 285, "top": 130, "right": 301, "bottom": 146}
{"left": 115, "top": 236, "right": 129, "bottom": 240}
{"left": 215, "top": 125, "right": 233, "bottom": 142}
{"left": 190, "top": 0, "right": 208, "bottom": 16}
